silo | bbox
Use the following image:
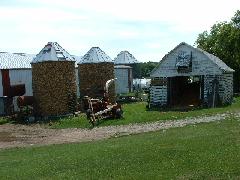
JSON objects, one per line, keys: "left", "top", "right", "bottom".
{"left": 78, "top": 47, "right": 115, "bottom": 103}
{"left": 31, "top": 42, "right": 77, "bottom": 116}
{"left": 114, "top": 50, "right": 140, "bottom": 78}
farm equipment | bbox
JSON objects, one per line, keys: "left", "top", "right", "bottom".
{"left": 83, "top": 79, "right": 123, "bottom": 126}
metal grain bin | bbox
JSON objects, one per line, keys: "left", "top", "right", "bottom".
{"left": 78, "top": 47, "right": 115, "bottom": 103}
{"left": 31, "top": 42, "right": 77, "bottom": 116}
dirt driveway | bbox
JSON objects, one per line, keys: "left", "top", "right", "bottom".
{"left": 0, "top": 112, "right": 239, "bottom": 149}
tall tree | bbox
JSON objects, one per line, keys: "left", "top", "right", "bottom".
{"left": 196, "top": 10, "right": 240, "bottom": 92}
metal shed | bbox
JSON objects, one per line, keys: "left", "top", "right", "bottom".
{"left": 150, "top": 42, "right": 234, "bottom": 108}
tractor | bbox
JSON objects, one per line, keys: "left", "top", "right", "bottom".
{"left": 82, "top": 79, "right": 123, "bottom": 126}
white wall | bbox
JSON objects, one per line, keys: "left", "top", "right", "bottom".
{"left": 114, "top": 68, "right": 129, "bottom": 94}
{"left": 9, "top": 69, "right": 33, "bottom": 96}
{"left": 9, "top": 69, "right": 33, "bottom": 111}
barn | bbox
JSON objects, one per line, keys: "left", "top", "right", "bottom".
{"left": 0, "top": 52, "right": 35, "bottom": 114}
{"left": 150, "top": 42, "right": 234, "bottom": 108}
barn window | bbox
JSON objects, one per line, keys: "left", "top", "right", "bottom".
{"left": 176, "top": 51, "right": 192, "bottom": 73}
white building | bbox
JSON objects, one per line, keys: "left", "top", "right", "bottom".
{"left": 150, "top": 42, "right": 234, "bottom": 108}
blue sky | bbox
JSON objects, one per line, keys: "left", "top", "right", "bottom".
{"left": 0, "top": 0, "right": 239, "bottom": 62}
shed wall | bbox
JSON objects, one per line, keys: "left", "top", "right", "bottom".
{"left": 10, "top": 69, "right": 33, "bottom": 112}
{"left": 9, "top": 69, "right": 33, "bottom": 96}
{"left": 203, "top": 73, "right": 233, "bottom": 106}
{"left": 150, "top": 77, "right": 168, "bottom": 105}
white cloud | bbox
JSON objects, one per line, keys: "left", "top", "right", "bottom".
{"left": 0, "top": 0, "right": 239, "bottom": 60}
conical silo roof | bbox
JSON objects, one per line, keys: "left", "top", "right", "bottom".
{"left": 114, "top": 51, "right": 139, "bottom": 64}
{"left": 32, "top": 42, "right": 75, "bottom": 63}
{"left": 79, "top": 47, "right": 113, "bottom": 64}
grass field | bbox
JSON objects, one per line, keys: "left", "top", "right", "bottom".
{"left": 50, "top": 96, "right": 240, "bottom": 129}
{"left": 0, "top": 118, "right": 240, "bottom": 179}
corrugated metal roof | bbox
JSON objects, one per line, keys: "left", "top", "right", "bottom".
{"left": 32, "top": 42, "right": 75, "bottom": 63}
{"left": 0, "top": 52, "right": 35, "bottom": 69}
{"left": 114, "top": 51, "right": 139, "bottom": 64}
{"left": 79, "top": 47, "right": 113, "bottom": 64}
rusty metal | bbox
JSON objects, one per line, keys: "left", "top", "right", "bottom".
{"left": 83, "top": 79, "right": 123, "bottom": 126}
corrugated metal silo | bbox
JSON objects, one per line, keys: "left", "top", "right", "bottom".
{"left": 31, "top": 42, "right": 77, "bottom": 116}
{"left": 78, "top": 47, "right": 115, "bottom": 103}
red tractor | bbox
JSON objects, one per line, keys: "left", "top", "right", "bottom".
{"left": 83, "top": 79, "right": 123, "bottom": 126}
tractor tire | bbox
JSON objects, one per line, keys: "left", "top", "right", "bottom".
{"left": 116, "top": 108, "right": 123, "bottom": 119}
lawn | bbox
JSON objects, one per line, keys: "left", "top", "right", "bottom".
{"left": 50, "top": 96, "right": 240, "bottom": 129}
{"left": 0, "top": 118, "right": 240, "bottom": 179}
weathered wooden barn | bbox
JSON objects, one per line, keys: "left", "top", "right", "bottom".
{"left": 150, "top": 42, "right": 234, "bottom": 108}
{"left": 114, "top": 65, "right": 133, "bottom": 94}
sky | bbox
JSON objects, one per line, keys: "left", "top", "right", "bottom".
{"left": 0, "top": 0, "right": 239, "bottom": 62}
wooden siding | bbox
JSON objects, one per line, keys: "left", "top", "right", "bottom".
{"left": 150, "top": 77, "right": 167, "bottom": 105}
{"left": 203, "top": 74, "right": 233, "bottom": 106}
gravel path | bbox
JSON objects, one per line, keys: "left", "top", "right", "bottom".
{"left": 0, "top": 112, "right": 239, "bottom": 149}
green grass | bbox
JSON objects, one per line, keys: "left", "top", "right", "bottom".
{"left": 50, "top": 96, "right": 240, "bottom": 129}
{"left": 0, "top": 118, "right": 8, "bottom": 125}
{"left": 1, "top": 118, "right": 240, "bottom": 179}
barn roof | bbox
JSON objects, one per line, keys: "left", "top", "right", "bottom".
{"left": 151, "top": 42, "right": 234, "bottom": 75}
{"left": 114, "top": 51, "right": 139, "bottom": 64}
{"left": 32, "top": 42, "right": 75, "bottom": 63}
{"left": 0, "top": 52, "right": 35, "bottom": 69}
{"left": 79, "top": 47, "right": 113, "bottom": 64}
{"left": 197, "top": 48, "right": 234, "bottom": 73}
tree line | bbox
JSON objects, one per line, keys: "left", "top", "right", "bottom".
{"left": 195, "top": 10, "right": 240, "bottom": 92}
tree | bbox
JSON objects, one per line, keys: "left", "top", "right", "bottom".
{"left": 195, "top": 10, "right": 240, "bottom": 92}
{"left": 131, "top": 62, "right": 158, "bottom": 78}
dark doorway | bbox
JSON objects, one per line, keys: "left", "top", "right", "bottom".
{"left": 168, "top": 76, "right": 202, "bottom": 107}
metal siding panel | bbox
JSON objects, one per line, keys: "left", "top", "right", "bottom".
{"left": 114, "top": 68, "right": 129, "bottom": 94}
{"left": 9, "top": 69, "right": 33, "bottom": 96}
{"left": 75, "top": 68, "right": 80, "bottom": 97}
